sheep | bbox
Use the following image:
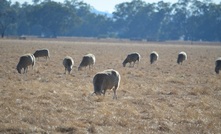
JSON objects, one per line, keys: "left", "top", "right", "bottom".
{"left": 177, "top": 51, "right": 187, "bottom": 65}
{"left": 33, "top": 48, "right": 50, "bottom": 60}
{"left": 150, "top": 51, "right": 159, "bottom": 64}
{"left": 215, "top": 57, "right": 221, "bottom": 74}
{"left": 78, "top": 54, "right": 95, "bottom": 71}
{"left": 63, "top": 56, "right": 74, "bottom": 74}
{"left": 92, "top": 69, "right": 120, "bottom": 99}
{"left": 122, "top": 52, "right": 141, "bottom": 67}
{"left": 16, "top": 53, "right": 35, "bottom": 74}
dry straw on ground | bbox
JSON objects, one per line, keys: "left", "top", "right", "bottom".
{"left": 0, "top": 38, "right": 220, "bottom": 133}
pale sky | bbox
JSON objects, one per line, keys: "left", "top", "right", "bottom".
{"left": 11, "top": 0, "right": 220, "bottom": 13}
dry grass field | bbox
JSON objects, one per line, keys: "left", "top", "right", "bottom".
{"left": 0, "top": 38, "right": 221, "bottom": 134}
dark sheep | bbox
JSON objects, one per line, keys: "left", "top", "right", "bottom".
{"left": 16, "top": 53, "right": 35, "bottom": 74}
{"left": 63, "top": 56, "right": 74, "bottom": 74}
{"left": 150, "top": 51, "right": 159, "bottom": 64}
{"left": 33, "top": 49, "right": 50, "bottom": 60}
{"left": 122, "top": 52, "right": 141, "bottom": 67}
{"left": 177, "top": 51, "right": 187, "bottom": 65}
{"left": 215, "top": 57, "right": 221, "bottom": 74}
{"left": 92, "top": 69, "right": 120, "bottom": 99}
{"left": 78, "top": 54, "right": 95, "bottom": 71}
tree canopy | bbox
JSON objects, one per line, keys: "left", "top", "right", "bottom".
{"left": 0, "top": 0, "right": 221, "bottom": 41}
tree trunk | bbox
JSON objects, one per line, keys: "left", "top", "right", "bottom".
{"left": 1, "top": 28, "right": 6, "bottom": 38}
{"left": 1, "top": 32, "right": 4, "bottom": 38}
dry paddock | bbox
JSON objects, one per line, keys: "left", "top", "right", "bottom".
{"left": 0, "top": 38, "right": 221, "bottom": 133}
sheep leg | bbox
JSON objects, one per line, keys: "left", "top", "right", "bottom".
{"left": 26, "top": 67, "right": 29, "bottom": 73}
{"left": 91, "top": 92, "right": 96, "bottom": 96}
{"left": 113, "top": 85, "right": 118, "bottom": 99}
{"left": 102, "top": 89, "right": 106, "bottom": 96}
{"left": 24, "top": 67, "right": 28, "bottom": 74}
{"left": 23, "top": 68, "right": 26, "bottom": 74}
{"left": 89, "top": 65, "right": 93, "bottom": 70}
{"left": 64, "top": 68, "right": 66, "bottom": 74}
{"left": 100, "top": 84, "right": 106, "bottom": 96}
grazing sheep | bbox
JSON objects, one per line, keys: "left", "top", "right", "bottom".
{"left": 63, "top": 56, "right": 74, "bottom": 74}
{"left": 16, "top": 53, "right": 35, "bottom": 74}
{"left": 78, "top": 54, "right": 95, "bottom": 71}
{"left": 177, "top": 51, "right": 187, "bottom": 65}
{"left": 215, "top": 57, "right": 221, "bottom": 74}
{"left": 92, "top": 69, "right": 120, "bottom": 99}
{"left": 33, "top": 48, "right": 50, "bottom": 60}
{"left": 122, "top": 52, "right": 141, "bottom": 67}
{"left": 150, "top": 51, "right": 159, "bottom": 64}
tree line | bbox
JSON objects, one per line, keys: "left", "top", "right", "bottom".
{"left": 1, "top": 0, "right": 221, "bottom": 41}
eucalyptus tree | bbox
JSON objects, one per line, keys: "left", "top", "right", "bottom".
{"left": 186, "top": 0, "right": 221, "bottom": 41}
{"left": 27, "top": 1, "right": 78, "bottom": 37}
{"left": 0, "top": 0, "right": 17, "bottom": 38}
{"left": 113, "top": 0, "right": 146, "bottom": 38}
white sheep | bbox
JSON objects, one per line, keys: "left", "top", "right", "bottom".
{"left": 63, "top": 56, "right": 74, "bottom": 74}
{"left": 122, "top": 52, "right": 141, "bottom": 67}
{"left": 177, "top": 51, "right": 187, "bottom": 65}
{"left": 92, "top": 69, "right": 120, "bottom": 99}
{"left": 78, "top": 54, "right": 95, "bottom": 71}
{"left": 215, "top": 57, "right": 221, "bottom": 74}
{"left": 150, "top": 51, "right": 159, "bottom": 64}
{"left": 33, "top": 48, "right": 50, "bottom": 60}
{"left": 16, "top": 53, "right": 35, "bottom": 74}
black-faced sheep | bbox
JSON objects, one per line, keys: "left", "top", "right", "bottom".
{"left": 150, "top": 51, "right": 159, "bottom": 64}
{"left": 92, "top": 69, "right": 120, "bottom": 99}
{"left": 33, "top": 49, "right": 50, "bottom": 60}
{"left": 63, "top": 56, "right": 74, "bottom": 74}
{"left": 215, "top": 57, "right": 221, "bottom": 74}
{"left": 78, "top": 54, "right": 95, "bottom": 71}
{"left": 16, "top": 53, "right": 35, "bottom": 74}
{"left": 122, "top": 52, "right": 141, "bottom": 67}
{"left": 177, "top": 51, "right": 187, "bottom": 65}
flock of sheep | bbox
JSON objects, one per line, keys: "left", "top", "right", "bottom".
{"left": 16, "top": 48, "right": 221, "bottom": 99}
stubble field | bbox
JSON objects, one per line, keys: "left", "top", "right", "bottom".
{"left": 0, "top": 38, "right": 220, "bottom": 133}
